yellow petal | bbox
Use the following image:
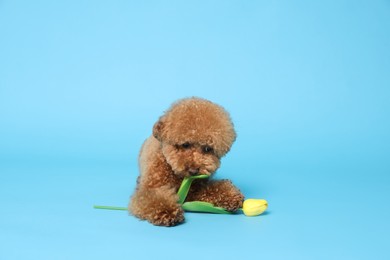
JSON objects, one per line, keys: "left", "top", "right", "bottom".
{"left": 242, "top": 199, "right": 268, "bottom": 216}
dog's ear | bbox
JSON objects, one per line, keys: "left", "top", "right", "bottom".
{"left": 153, "top": 118, "right": 165, "bottom": 141}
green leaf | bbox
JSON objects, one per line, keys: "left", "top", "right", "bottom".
{"left": 182, "top": 201, "right": 232, "bottom": 214}
{"left": 177, "top": 174, "right": 209, "bottom": 204}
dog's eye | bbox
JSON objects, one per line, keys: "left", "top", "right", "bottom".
{"left": 181, "top": 142, "right": 191, "bottom": 149}
{"left": 202, "top": 146, "right": 213, "bottom": 153}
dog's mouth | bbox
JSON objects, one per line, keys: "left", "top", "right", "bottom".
{"left": 188, "top": 167, "right": 200, "bottom": 176}
{"left": 174, "top": 168, "right": 211, "bottom": 177}
{"left": 186, "top": 168, "right": 212, "bottom": 177}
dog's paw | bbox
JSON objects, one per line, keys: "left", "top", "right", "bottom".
{"left": 220, "top": 192, "right": 244, "bottom": 212}
{"left": 204, "top": 180, "right": 244, "bottom": 212}
{"left": 151, "top": 206, "right": 185, "bottom": 227}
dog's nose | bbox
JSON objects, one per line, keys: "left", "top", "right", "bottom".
{"left": 188, "top": 168, "right": 200, "bottom": 176}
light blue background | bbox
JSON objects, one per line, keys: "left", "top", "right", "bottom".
{"left": 1, "top": 0, "right": 389, "bottom": 259}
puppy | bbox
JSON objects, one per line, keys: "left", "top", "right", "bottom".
{"left": 129, "top": 97, "right": 244, "bottom": 226}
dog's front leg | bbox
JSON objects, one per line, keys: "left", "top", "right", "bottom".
{"left": 186, "top": 180, "right": 244, "bottom": 212}
{"left": 129, "top": 185, "right": 184, "bottom": 226}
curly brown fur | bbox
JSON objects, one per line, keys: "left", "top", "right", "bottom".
{"left": 129, "top": 97, "right": 244, "bottom": 226}
{"left": 186, "top": 180, "right": 244, "bottom": 212}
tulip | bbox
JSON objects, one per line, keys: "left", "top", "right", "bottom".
{"left": 242, "top": 199, "right": 268, "bottom": 216}
{"left": 94, "top": 176, "right": 268, "bottom": 218}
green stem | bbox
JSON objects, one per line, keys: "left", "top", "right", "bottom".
{"left": 177, "top": 174, "right": 209, "bottom": 204}
{"left": 94, "top": 204, "right": 243, "bottom": 214}
{"left": 93, "top": 205, "right": 127, "bottom": 211}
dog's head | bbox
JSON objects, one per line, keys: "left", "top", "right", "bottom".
{"left": 153, "top": 97, "right": 236, "bottom": 177}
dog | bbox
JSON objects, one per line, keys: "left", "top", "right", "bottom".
{"left": 129, "top": 97, "right": 244, "bottom": 226}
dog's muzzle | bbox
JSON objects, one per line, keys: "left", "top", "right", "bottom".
{"left": 188, "top": 168, "right": 200, "bottom": 176}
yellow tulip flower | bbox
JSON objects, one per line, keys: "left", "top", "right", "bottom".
{"left": 242, "top": 199, "right": 268, "bottom": 216}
